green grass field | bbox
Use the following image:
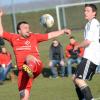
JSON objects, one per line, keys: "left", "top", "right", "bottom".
{"left": 0, "top": 74, "right": 100, "bottom": 100}
{"left": 0, "top": 31, "right": 100, "bottom": 100}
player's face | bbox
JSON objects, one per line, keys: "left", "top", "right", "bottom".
{"left": 19, "top": 23, "right": 30, "bottom": 37}
{"left": 84, "top": 6, "right": 96, "bottom": 20}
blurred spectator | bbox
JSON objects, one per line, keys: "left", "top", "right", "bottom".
{"left": 96, "top": 65, "right": 100, "bottom": 73}
{"left": 49, "top": 39, "right": 65, "bottom": 78}
{"left": 0, "top": 46, "right": 13, "bottom": 84}
{"left": 65, "top": 36, "right": 84, "bottom": 76}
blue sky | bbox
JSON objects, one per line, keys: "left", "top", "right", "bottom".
{"left": 0, "top": 0, "right": 98, "bottom": 6}
{"left": 0, "top": 0, "right": 97, "bottom": 13}
{"left": 0, "top": 0, "right": 44, "bottom": 6}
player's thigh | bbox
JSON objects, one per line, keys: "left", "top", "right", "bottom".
{"left": 86, "top": 61, "right": 97, "bottom": 80}
{"left": 75, "top": 58, "right": 86, "bottom": 78}
{"left": 75, "top": 58, "right": 97, "bottom": 80}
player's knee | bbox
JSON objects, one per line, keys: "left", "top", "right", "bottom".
{"left": 74, "top": 78, "right": 80, "bottom": 84}
{"left": 25, "top": 55, "right": 34, "bottom": 64}
{"left": 72, "top": 74, "right": 76, "bottom": 83}
{"left": 19, "top": 90, "right": 25, "bottom": 99}
{"left": 75, "top": 78, "right": 87, "bottom": 88}
{"left": 20, "top": 89, "right": 29, "bottom": 100}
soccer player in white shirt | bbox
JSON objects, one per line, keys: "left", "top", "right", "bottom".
{"left": 73, "top": 4, "right": 100, "bottom": 100}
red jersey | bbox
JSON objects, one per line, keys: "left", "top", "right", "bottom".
{"left": 0, "top": 52, "right": 11, "bottom": 66}
{"left": 2, "top": 32, "right": 48, "bottom": 68}
{"left": 65, "top": 42, "right": 84, "bottom": 58}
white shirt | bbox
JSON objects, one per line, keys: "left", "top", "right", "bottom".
{"left": 83, "top": 18, "right": 100, "bottom": 65}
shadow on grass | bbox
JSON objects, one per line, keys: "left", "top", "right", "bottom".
{"left": 42, "top": 66, "right": 77, "bottom": 78}
{"left": 42, "top": 67, "right": 52, "bottom": 78}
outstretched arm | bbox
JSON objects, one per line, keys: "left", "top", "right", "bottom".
{"left": 0, "top": 10, "right": 3, "bottom": 36}
{"left": 74, "top": 39, "right": 91, "bottom": 51}
{"left": 48, "top": 29, "right": 71, "bottom": 39}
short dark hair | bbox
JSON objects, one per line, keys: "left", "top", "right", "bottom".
{"left": 17, "top": 21, "right": 29, "bottom": 33}
{"left": 85, "top": 4, "right": 97, "bottom": 13}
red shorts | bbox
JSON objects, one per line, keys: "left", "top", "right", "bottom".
{"left": 18, "top": 61, "right": 43, "bottom": 92}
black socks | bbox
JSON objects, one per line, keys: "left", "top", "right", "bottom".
{"left": 75, "top": 85, "right": 84, "bottom": 100}
{"left": 81, "top": 86, "right": 93, "bottom": 100}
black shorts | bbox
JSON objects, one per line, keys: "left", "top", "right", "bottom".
{"left": 75, "top": 58, "right": 97, "bottom": 81}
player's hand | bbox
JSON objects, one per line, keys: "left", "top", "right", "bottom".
{"left": 0, "top": 10, "right": 3, "bottom": 17}
{"left": 64, "top": 29, "right": 71, "bottom": 35}
{"left": 64, "top": 29, "right": 71, "bottom": 37}
{"left": 74, "top": 45, "right": 79, "bottom": 51}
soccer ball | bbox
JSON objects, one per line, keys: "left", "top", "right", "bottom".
{"left": 40, "top": 14, "right": 54, "bottom": 28}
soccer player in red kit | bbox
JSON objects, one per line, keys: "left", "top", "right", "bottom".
{"left": 0, "top": 10, "right": 71, "bottom": 100}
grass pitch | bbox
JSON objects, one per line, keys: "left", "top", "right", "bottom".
{"left": 0, "top": 74, "right": 100, "bottom": 100}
